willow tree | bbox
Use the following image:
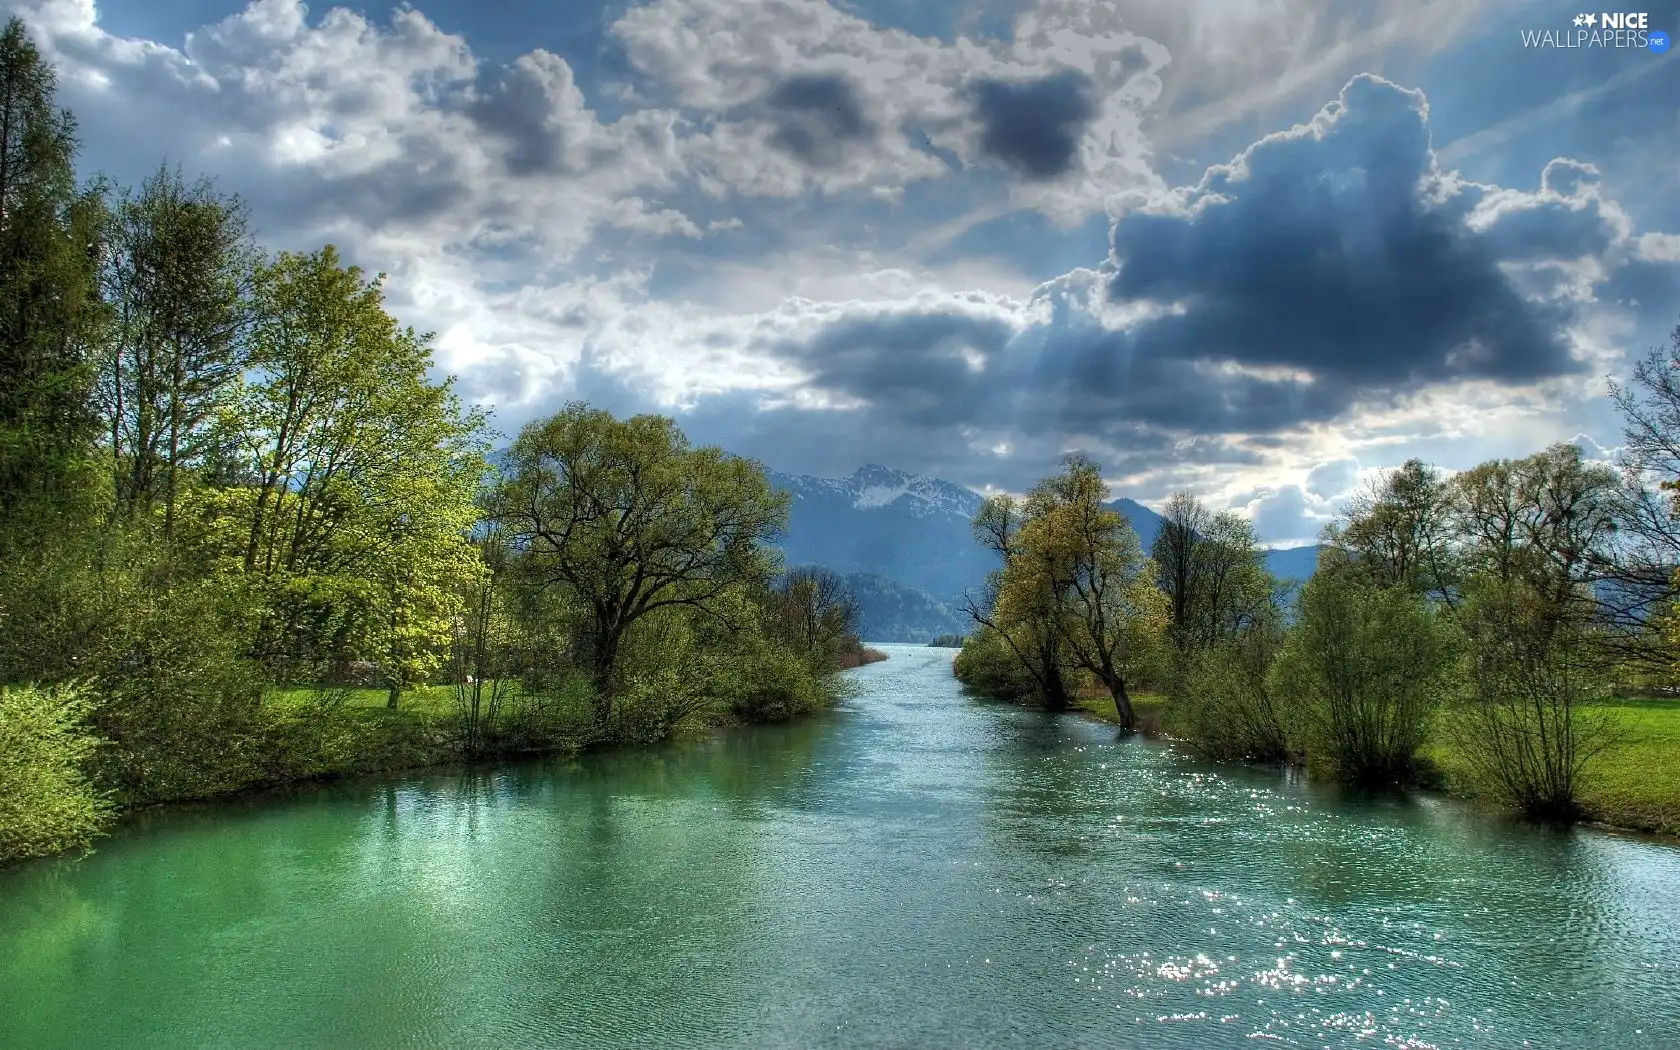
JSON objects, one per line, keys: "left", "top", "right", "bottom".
{"left": 966, "top": 455, "right": 1166, "bottom": 727}
{"left": 490, "top": 404, "right": 788, "bottom": 720}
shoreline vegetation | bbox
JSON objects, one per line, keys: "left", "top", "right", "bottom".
{"left": 0, "top": 17, "right": 882, "bottom": 866}
{"left": 949, "top": 376, "right": 1680, "bottom": 841}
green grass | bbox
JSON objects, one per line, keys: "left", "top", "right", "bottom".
{"left": 264, "top": 684, "right": 462, "bottom": 716}
{"left": 1422, "top": 697, "right": 1680, "bottom": 838}
{"left": 1073, "top": 691, "right": 1169, "bottom": 734}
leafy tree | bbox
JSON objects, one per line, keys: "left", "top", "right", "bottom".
{"left": 964, "top": 456, "right": 1166, "bottom": 726}
{"left": 1334, "top": 459, "right": 1459, "bottom": 601}
{"left": 1022, "top": 455, "right": 1166, "bottom": 730}
{"left": 0, "top": 17, "right": 105, "bottom": 526}
{"left": 98, "top": 165, "right": 254, "bottom": 535}
{"left": 1449, "top": 444, "right": 1618, "bottom": 818}
{"left": 180, "top": 245, "right": 488, "bottom": 696}
{"left": 490, "top": 403, "right": 788, "bottom": 720}
{"left": 1270, "top": 559, "right": 1456, "bottom": 785}
{"left": 964, "top": 492, "right": 1075, "bottom": 710}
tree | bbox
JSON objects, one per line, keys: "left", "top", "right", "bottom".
{"left": 1600, "top": 319, "right": 1680, "bottom": 677}
{"left": 1270, "top": 559, "right": 1456, "bottom": 785}
{"left": 1153, "top": 491, "right": 1212, "bottom": 651}
{"left": 964, "top": 456, "right": 1166, "bottom": 727}
{"left": 770, "top": 565, "right": 862, "bottom": 672}
{"left": 0, "top": 17, "right": 105, "bottom": 526}
{"left": 1025, "top": 455, "right": 1166, "bottom": 730}
{"left": 1449, "top": 444, "right": 1618, "bottom": 819}
{"left": 180, "top": 245, "right": 488, "bottom": 695}
{"left": 490, "top": 404, "right": 788, "bottom": 720}
{"left": 98, "top": 165, "right": 254, "bottom": 536}
{"left": 964, "top": 491, "right": 1075, "bottom": 710}
{"left": 1334, "top": 459, "right": 1459, "bottom": 602}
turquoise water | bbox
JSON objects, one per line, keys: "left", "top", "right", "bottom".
{"left": 3, "top": 644, "right": 1679, "bottom": 1048}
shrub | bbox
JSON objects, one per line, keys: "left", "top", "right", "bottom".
{"left": 0, "top": 684, "right": 113, "bottom": 864}
{"left": 1270, "top": 568, "right": 1455, "bottom": 785}
{"left": 952, "top": 626, "right": 1037, "bottom": 699}
{"left": 1169, "top": 619, "right": 1291, "bottom": 763}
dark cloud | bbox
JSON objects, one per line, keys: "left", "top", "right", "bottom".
{"left": 466, "top": 62, "right": 569, "bottom": 176}
{"left": 694, "top": 74, "right": 1667, "bottom": 487}
{"left": 1110, "top": 75, "right": 1580, "bottom": 395}
{"left": 762, "top": 73, "right": 874, "bottom": 167}
{"left": 970, "top": 69, "right": 1096, "bottom": 180}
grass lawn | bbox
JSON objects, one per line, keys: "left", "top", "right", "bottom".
{"left": 1078, "top": 688, "right": 1680, "bottom": 839}
{"left": 265, "top": 684, "right": 462, "bottom": 717}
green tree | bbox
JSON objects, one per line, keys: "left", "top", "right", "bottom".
{"left": 0, "top": 17, "right": 105, "bottom": 526}
{"left": 1334, "top": 459, "right": 1459, "bottom": 601}
{"left": 98, "top": 166, "right": 254, "bottom": 536}
{"left": 964, "top": 492, "right": 1075, "bottom": 710}
{"left": 180, "top": 245, "right": 488, "bottom": 696}
{"left": 489, "top": 403, "right": 788, "bottom": 721}
{"left": 1270, "top": 560, "right": 1456, "bottom": 785}
{"left": 1450, "top": 444, "right": 1618, "bottom": 818}
{"left": 1024, "top": 455, "right": 1166, "bottom": 730}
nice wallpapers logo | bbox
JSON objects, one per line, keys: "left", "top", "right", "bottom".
{"left": 1519, "top": 11, "right": 1671, "bottom": 51}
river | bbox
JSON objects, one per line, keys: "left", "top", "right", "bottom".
{"left": 3, "top": 644, "right": 1679, "bottom": 1048}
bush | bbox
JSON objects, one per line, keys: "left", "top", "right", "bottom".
{"left": 1169, "top": 619, "right": 1291, "bottom": 763}
{"left": 952, "top": 626, "right": 1037, "bottom": 699}
{"left": 1270, "top": 568, "right": 1455, "bottom": 785}
{"left": 1449, "top": 576, "right": 1613, "bottom": 820}
{"left": 0, "top": 684, "right": 113, "bottom": 864}
{"left": 0, "top": 531, "right": 267, "bottom": 804}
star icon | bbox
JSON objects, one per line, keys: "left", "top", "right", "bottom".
{"left": 1584, "top": 12, "right": 1598, "bottom": 26}
{"left": 1574, "top": 13, "right": 1586, "bottom": 25}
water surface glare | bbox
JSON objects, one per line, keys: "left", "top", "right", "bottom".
{"left": 4, "top": 644, "right": 1680, "bottom": 1048}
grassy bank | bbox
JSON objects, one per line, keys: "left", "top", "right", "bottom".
{"left": 1073, "top": 688, "right": 1680, "bottom": 839}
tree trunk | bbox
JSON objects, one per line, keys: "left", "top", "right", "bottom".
{"left": 386, "top": 684, "right": 401, "bottom": 710}
{"left": 1109, "top": 677, "right": 1136, "bottom": 733}
{"left": 1041, "top": 660, "right": 1071, "bottom": 712}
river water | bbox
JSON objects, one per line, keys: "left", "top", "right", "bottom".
{"left": 4, "top": 644, "right": 1679, "bottom": 1049}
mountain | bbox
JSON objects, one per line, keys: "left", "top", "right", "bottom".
{"left": 839, "top": 571, "right": 971, "bottom": 643}
{"left": 1263, "top": 544, "right": 1321, "bottom": 582}
{"left": 767, "top": 464, "right": 993, "bottom": 604}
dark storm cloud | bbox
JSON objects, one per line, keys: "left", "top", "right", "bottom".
{"left": 762, "top": 73, "right": 874, "bottom": 167}
{"left": 713, "top": 74, "right": 1645, "bottom": 481}
{"left": 969, "top": 69, "right": 1096, "bottom": 180}
{"left": 1109, "top": 75, "right": 1579, "bottom": 392}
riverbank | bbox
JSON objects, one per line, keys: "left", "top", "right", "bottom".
{"left": 4, "top": 656, "right": 886, "bottom": 868}
{"left": 1072, "top": 690, "right": 1680, "bottom": 839}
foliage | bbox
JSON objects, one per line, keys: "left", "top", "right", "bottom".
{"left": 1270, "top": 562, "right": 1456, "bottom": 785}
{"left": 97, "top": 165, "right": 254, "bottom": 534}
{"left": 965, "top": 455, "right": 1167, "bottom": 727}
{"left": 928, "top": 633, "right": 966, "bottom": 647}
{"left": 0, "top": 683, "right": 112, "bottom": 863}
{"left": 491, "top": 402, "right": 788, "bottom": 719}
{"left": 952, "top": 625, "right": 1039, "bottom": 699}
{"left": 0, "top": 17, "right": 106, "bottom": 526}
{"left": 1169, "top": 601, "right": 1291, "bottom": 763}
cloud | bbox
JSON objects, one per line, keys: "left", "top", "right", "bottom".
{"left": 607, "top": 0, "right": 1171, "bottom": 218}
{"left": 970, "top": 70, "right": 1097, "bottom": 180}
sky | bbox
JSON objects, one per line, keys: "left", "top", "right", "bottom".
{"left": 11, "top": 0, "right": 1680, "bottom": 544}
